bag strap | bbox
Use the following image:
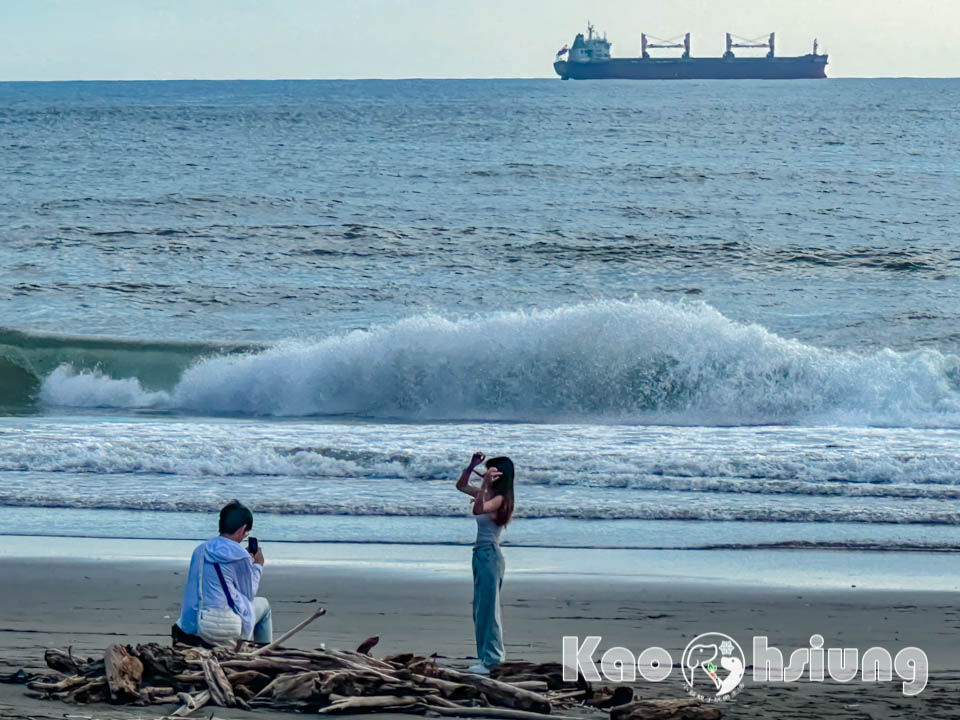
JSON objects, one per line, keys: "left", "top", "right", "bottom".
{"left": 213, "top": 563, "right": 239, "bottom": 614}
{"left": 198, "top": 553, "right": 205, "bottom": 613}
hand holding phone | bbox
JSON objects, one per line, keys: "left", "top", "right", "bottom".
{"left": 247, "top": 537, "right": 259, "bottom": 555}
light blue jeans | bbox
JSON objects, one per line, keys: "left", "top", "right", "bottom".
{"left": 252, "top": 596, "right": 273, "bottom": 643}
{"left": 472, "top": 542, "right": 505, "bottom": 667}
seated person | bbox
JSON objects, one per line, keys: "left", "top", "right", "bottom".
{"left": 173, "top": 500, "right": 271, "bottom": 646}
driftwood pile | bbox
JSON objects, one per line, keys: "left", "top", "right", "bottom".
{"left": 21, "top": 607, "right": 720, "bottom": 720}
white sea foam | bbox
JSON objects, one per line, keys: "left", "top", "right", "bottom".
{"left": 37, "top": 301, "right": 960, "bottom": 427}
{"left": 39, "top": 366, "right": 168, "bottom": 409}
{"left": 2, "top": 419, "right": 960, "bottom": 524}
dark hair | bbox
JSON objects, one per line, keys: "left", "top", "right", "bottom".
{"left": 219, "top": 500, "right": 253, "bottom": 535}
{"left": 486, "top": 457, "right": 515, "bottom": 526}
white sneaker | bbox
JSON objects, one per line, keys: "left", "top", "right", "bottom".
{"left": 467, "top": 663, "right": 490, "bottom": 675}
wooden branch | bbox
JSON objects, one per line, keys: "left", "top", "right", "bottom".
{"left": 546, "top": 689, "right": 586, "bottom": 702}
{"left": 44, "top": 648, "right": 103, "bottom": 677}
{"left": 430, "top": 667, "right": 552, "bottom": 714}
{"left": 223, "top": 668, "right": 272, "bottom": 690}
{"left": 44, "top": 648, "right": 81, "bottom": 675}
{"left": 318, "top": 694, "right": 422, "bottom": 714}
{"left": 321, "top": 652, "right": 401, "bottom": 683}
{"left": 26, "top": 675, "right": 89, "bottom": 693}
{"left": 512, "top": 681, "right": 549, "bottom": 692}
{"left": 170, "top": 689, "right": 210, "bottom": 717}
{"left": 356, "top": 635, "right": 380, "bottom": 654}
{"left": 221, "top": 658, "right": 312, "bottom": 673}
{"left": 254, "top": 670, "right": 321, "bottom": 702}
{"left": 139, "top": 686, "right": 178, "bottom": 704}
{"left": 250, "top": 606, "right": 326, "bottom": 657}
{"left": 325, "top": 647, "right": 399, "bottom": 671}
{"left": 425, "top": 694, "right": 463, "bottom": 709}
{"left": 407, "top": 672, "right": 477, "bottom": 700}
{"left": 201, "top": 655, "right": 236, "bottom": 708}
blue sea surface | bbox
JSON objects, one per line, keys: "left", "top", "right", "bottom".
{"left": 2, "top": 79, "right": 960, "bottom": 563}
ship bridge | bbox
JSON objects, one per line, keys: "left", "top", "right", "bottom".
{"left": 567, "top": 22, "right": 611, "bottom": 62}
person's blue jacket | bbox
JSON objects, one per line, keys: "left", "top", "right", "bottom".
{"left": 176, "top": 536, "right": 262, "bottom": 639}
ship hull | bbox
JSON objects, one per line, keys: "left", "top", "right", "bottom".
{"left": 554, "top": 56, "right": 828, "bottom": 80}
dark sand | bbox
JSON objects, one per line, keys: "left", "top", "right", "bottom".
{"left": 0, "top": 547, "right": 958, "bottom": 719}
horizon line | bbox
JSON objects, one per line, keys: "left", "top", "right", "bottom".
{"left": 2, "top": 75, "right": 959, "bottom": 83}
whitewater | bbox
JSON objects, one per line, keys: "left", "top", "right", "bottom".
{"left": 2, "top": 78, "right": 960, "bottom": 552}
{"left": 28, "top": 300, "right": 960, "bottom": 426}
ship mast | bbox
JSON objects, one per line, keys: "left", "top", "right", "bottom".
{"left": 641, "top": 33, "right": 691, "bottom": 59}
{"left": 724, "top": 32, "right": 776, "bottom": 59}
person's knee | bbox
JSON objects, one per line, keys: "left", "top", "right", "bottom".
{"left": 253, "top": 596, "right": 271, "bottom": 621}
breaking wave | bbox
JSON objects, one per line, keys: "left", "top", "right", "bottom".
{"left": 0, "top": 327, "right": 255, "bottom": 412}
{"left": 21, "top": 300, "right": 960, "bottom": 426}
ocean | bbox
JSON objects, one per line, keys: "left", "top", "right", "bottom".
{"left": 2, "top": 78, "right": 960, "bottom": 562}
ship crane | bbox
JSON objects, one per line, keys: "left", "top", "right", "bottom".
{"left": 641, "top": 33, "right": 691, "bottom": 59}
{"left": 724, "top": 32, "right": 775, "bottom": 59}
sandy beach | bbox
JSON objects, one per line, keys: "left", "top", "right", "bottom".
{"left": 1, "top": 539, "right": 958, "bottom": 719}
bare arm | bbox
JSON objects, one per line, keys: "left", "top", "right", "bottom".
{"left": 456, "top": 451, "right": 486, "bottom": 498}
{"left": 472, "top": 466, "right": 504, "bottom": 515}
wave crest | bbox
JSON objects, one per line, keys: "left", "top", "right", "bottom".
{"left": 36, "top": 300, "right": 960, "bottom": 426}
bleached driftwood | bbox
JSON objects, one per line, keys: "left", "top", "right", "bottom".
{"left": 170, "top": 688, "right": 210, "bottom": 717}
{"left": 250, "top": 605, "right": 326, "bottom": 657}
{"left": 200, "top": 655, "right": 236, "bottom": 707}
{"left": 317, "top": 694, "right": 422, "bottom": 714}
{"left": 104, "top": 644, "right": 143, "bottom": 702}
{"left": 511, "top": 680, "right": 550, "bottom": 692}
{"left": 26, "top": 675, "right": 90, "bottom": 693}
{"left": 29, "top": 611, "right": 721, "bottom": 720}
{"left": 429, "top": 665, "right": 552, "bottom": 713}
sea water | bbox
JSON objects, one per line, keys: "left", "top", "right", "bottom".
{"left": 2, "top": 79, "right": 960, "bottom": 563}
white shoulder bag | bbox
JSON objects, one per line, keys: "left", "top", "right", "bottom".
{"left": 196, "top": 558, "right": 242, "bottom": 646}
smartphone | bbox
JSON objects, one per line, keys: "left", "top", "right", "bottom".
{"left": 247, "top": 537, "right": 259, "bottom": 555}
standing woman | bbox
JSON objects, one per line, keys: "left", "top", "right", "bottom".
{"left": 456, "top": 451, "right": 515, "bottom": 675}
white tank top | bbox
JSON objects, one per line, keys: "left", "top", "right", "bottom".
{"left": 475, "top": 512, "right": 503, "bottom": 545}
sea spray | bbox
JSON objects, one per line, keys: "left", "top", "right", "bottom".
{"left": 36, "top": 300, "right": 960, "bottom": 426}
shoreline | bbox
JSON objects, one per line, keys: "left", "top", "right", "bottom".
{"left": 4, "top": 506, "right": 960, "bottom": 553}
{"left": 3, "top": 534, "right": 960, "bottom": 592}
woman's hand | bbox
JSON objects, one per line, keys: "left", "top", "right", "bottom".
{"left": 481, "top": 466, "right": 502, "bottom": 486}
{"left": 457, "top": 451, "right": 486, "bottom": 497}
{"left": 473, "top": 466, "right": 504, "bottom": 516}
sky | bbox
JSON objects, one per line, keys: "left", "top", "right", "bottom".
{"left": 2, "top": 0, "right": 959, "bottom": 81}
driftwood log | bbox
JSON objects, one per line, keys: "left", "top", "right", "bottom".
{"left": 429, "top": 665, "right": 553, "bottom": 714}
{"left": 200, "top": 655, "right": 236, "bottom": 708}
{"left": 26, "top": 647, "right": 724, "bottom": 718}
{"left": 104, "top": 644, "right": 144, "bottom": 702}
{"left": 22, "top": 606, "right": 721, "bottom": 719}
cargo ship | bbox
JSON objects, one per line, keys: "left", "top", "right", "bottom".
{"left": 554, "top": 24, "right": 827, "bottom": 80}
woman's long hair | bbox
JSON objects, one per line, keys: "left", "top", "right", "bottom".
{"left": 486, "top": 456, "right": 515, "bottom": 526}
